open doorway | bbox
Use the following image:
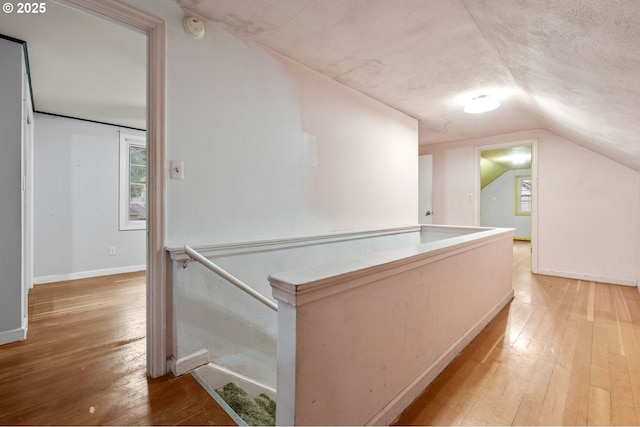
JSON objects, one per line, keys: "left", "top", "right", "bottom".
{"left": 65, "top": 0, "right": 167, "bottom": 378}
{"left": 475, "top": 139, "right": 538, "bottom": 272}
{"left": 1, "top": 0, "right": 167, "bottom": 376}
{"left": 479, "top": 145, "right": 532, "bottom": 239}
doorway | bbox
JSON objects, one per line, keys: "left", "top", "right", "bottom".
{"left": 475, "top": 139, "right": 538, "bottom": 273}
{"left": 479, "top": 145, "right": 531, "bottom": 239}
{"left": 29, "top": 0, "right": 166, "bottom": 377}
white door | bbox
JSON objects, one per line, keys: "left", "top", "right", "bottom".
{"left": 418, "top": 155, "right": 433, "bottom": 224}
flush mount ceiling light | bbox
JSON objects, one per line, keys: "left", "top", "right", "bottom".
{"left": 464, "top": 95, "right": 501, "bottom": 114}
{"left": 511, "top": 153, "right": 530, "bottom": 165}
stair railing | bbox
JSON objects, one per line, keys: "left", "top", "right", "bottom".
{"left": 183, "top": 244, "right": 278, "bottom": 312}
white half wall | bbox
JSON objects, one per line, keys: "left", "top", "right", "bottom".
{"left": 424, "top": 129, "right": 640, "bottom": 286}
{"left": 167, "top": 226, "right": 423, "bottom": 387}
{"left": 270, "top": 226, "right": 515, "bottom": 425}
{"left": 123, "top": 0, "right": 418, "bottom": 248}
{"left": 33, "top": 113, "right": 146, "bottom": 282}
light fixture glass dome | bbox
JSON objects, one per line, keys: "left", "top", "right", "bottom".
{"left": 464, "top": 95, "right": 501, "bottom": 114}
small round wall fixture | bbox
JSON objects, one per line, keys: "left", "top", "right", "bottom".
{"left": 464, "top": 95, "right": 501, "bottom": 114}
{"left": 183, "top": 16, "right": 205, "bottom": 39}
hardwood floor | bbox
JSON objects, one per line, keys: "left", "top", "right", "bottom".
{"left": 395, "top": 240, "right": 640, "bottom": 426}
{"left": 0, "top": 272, "right": 234, "bottom": 426}
{"left": 6, "top": 244, "right": 640, "bottom": 426}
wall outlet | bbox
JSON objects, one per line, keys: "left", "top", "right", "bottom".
{"left": 109, "top": 246, "right": 117, "bottom": 256}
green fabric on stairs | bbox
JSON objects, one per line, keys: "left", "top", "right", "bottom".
{"left": 215, "top": 382, "right": 276, "bottom": 426}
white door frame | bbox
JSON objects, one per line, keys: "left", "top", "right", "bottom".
{"left": 474, "top": 138, "right": 539, "bottom": 273}
{"left": 418, "top": 154, "right": 433, "bottom": 224}
{"left": 61, "top": 0, "right": 167, "bottom": 377}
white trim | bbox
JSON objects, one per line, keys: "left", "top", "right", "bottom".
{"left": 536, "top": 269, "right": 637, "bottom": 287}
{"left": 168, "top": 225, "right": 422, "bottom": 260}
{"left": 119, "top": 132, "right": 147, "bottom": 231}
{"left": 367, "top": 290, "right": 514, "bottom": 426}
{"left": 0, "top": 322, "right": 27, "bottom": 345}
{"left": 531, "top": 140, "right": 540, "bottom": 274}
{"left": 33, "top": 265, "right": 146, "bottom": 285}
{"left": 270, "top": 227, "right": 514, "bottom": 307}
{"left": 167, "top": 348, "right": 209, "bottom": 376}
{"left": 59, "top": 0, "right": 167, "bottom": 378}
{"left": 275, "top": 301, "right": 297, "bottom": 426}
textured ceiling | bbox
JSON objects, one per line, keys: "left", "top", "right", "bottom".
{"left": 1, "top": 1, "right": 639, "bottom": 169}
{"left": 179, "top": 0, "right": 640, "bottom": 170}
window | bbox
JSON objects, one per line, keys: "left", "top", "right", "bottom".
{"left": 515, "top": 175, "right": 532, "bottom": 216}
{"left": 119, "top": 132, "right": 147, "bottom": 230}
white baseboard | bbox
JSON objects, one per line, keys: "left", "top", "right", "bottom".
{"left": 0, "top": 323, "right": 27, "bottom": 346}
{"left": 536, "top": 269, "right": 636, "bottom": 287}
{"left": 33, "top": 264, "right": 146, "bottom": 285}
{"left": 168, "top": 349, "right": 209, "bottom": 376}
{"left": 367, "top": 289, "right": 515, "bottom": 426}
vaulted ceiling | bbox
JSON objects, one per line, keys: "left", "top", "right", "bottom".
{"left": 1, "top": 0, "right": 639, "bottom": 170}
{"left": 180, "top": 0, "right": 640, "bottom": 170}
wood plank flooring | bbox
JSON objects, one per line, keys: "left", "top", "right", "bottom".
{"left": 0, "top": 272, "right": 234, "bottom": 426}
{"left": 395, "top": 241, "right": 640, "bottom": 426}
{"left": 6, "top": 244, "right": 640, "bottom": 426}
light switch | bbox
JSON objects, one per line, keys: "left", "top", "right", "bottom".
{"left": 170, "top": 160, "right": 184, "bottom": 180}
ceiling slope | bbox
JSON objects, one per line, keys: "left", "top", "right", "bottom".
{"left": 1, "top": 0, "right": 638, "bottom": 169}
{"left": 179, "top": 0, "right": 640, "bottom": 170}
{"left": 463, "top": 0, "right": 640, "bottom": 169}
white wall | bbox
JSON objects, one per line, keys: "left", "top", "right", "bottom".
{"left": 33, "top": 113, "right": 146, "bottom": 282}
{"left": 424, "top": 129, "right": 640, "bottom": 286}
{"left": 125, "top": 0, "right": 418, "bottom": 248}
{"left": 481, "top": 168, "right": 531, "bottom": 239}
{"left": 284, "top": 58, "right": 418, "bottom": 232}
{"left": 537, "top": 135, "right": 639, "bottom": 285}
{"left": 0, "top": 38, "right": 25, "bottom": 342}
